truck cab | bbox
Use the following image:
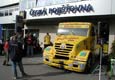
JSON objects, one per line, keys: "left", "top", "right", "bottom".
{"left": 43, "top": 22, "right": 99, "bottom": 72}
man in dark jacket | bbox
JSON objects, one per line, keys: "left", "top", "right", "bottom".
{"left": 9, "top": 34, "right": 28, "bottom": 79}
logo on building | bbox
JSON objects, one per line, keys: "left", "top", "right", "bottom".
{"left": 29, "top": 4, "right": 94, "bottom": 17}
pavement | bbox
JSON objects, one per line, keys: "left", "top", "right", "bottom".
{"left": 0, "top": 54, "right": 114, "bottom": 80}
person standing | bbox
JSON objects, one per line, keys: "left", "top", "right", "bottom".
{"left": 9, "top": 34, "right": 28, "bottom": 79}
{"left": 44, "top": 33, "right": 51, "bottom": 49}
{"left": 33, "top": 33, "right": 37, "bottom": 54}
{"left": 26, "top": 33, "right": 34, "bottom": 56}
{"left": 24, "top": 33, "right": 29, "bottom": 56}
{"left": 3, "top": 39, "right": 9, "bottom": 66}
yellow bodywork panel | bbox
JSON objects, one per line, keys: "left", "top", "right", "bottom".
{"left": 76, "top": 50, "right": 90, "bottom": 62}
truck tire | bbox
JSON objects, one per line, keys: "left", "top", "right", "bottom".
{"left": 84, "top": 54, "right": 92, "bottom": 73}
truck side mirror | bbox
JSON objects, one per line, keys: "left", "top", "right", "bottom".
{"left": 92, "top": 31, "right": 95, "bottom": 36}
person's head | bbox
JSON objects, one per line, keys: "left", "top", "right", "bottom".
{"left": 6, "top": 38, "right": 9, "bottom": 41}
{"left": 47, "top": 33, "right": 49, "bottom": 35}
{"left": 29, "top": 33, "right": 32, "bottom": 36}
{"left": 12, "top": 32, "right": 16, "bottom": 36}
{"left": 10, "top": 35, "right": 17, "bottom": 41}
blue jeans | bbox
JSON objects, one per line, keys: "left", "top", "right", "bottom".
{"left": 27, "top": 45, "right": 33, "bottom": 56}
{"left": 12, "top": 61, "right": 25, "bottom": 77}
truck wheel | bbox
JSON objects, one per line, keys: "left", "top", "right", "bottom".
{"left": 84, "top": 55, "right": 92, "bottom": 73}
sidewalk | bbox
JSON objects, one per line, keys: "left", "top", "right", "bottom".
{"left": 22, "top": 54, "right": 43, "bottom": 64}
{"left": 0, "top": 54, "right": 114, "bottom": 80}
{"left": 0, "top": 55, "right": 43, "bottom": 80}
{"left": 0, "top": 54, "right": 43, "bottom": 64}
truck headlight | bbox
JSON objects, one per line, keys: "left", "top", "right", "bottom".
{"left": 79, "top": 64, "right": 85, "bottom": 69}
{"left": 79, "top": 51, "right": 87, "bottom": 57}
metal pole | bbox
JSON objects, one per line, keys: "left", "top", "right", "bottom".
{"left": 99, "top": 40, "right": 103, "bottom": 80}
{"left": 15, "top": 23, "right": 16, "bottom": 33}
{"left": 15, "top": 15, "right": 17, "bottom": 33}
{"left": 98, "top": 21, "right": 102, "bottom": 80}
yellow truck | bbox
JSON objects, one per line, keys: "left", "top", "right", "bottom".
{"left": 43, "top": 22, "right": 100, "bottom": 72}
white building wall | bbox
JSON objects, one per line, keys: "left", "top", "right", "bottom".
{"left": 109, "top": 20, "right": 115, "bottom": 53}
{"left": 112, "top": 0, "right": 115, "bottom": 14}
{"left": 0, "top": 7, "right": 19, "bottom": 24}
{"left": 0, "top": 0, "right": 19, "bottom": 6}
{"left": 0, "top": 16, "right": 15, "bottom": 24}
{"left": 0, "top": 0, "right": 19, "bottom": 24}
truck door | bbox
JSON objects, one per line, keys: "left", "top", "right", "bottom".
{"left": 85, "top": 25, "right": 95, "bottom": 50}
{"left": 90, "top": 26, "right": 95, "bottom": 50}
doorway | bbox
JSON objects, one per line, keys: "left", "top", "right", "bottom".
{"left": 99, "top": 22, "right": 109, "bottom": 54}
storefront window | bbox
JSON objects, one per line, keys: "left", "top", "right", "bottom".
{"left": 36, "top": 0, "right": 47, "bottom": 7}
{"left": 14, "top": 7, "right": 19, "bottom": 11}
{"left": 53, "top": 0, "right": 65, "bottom": 5}
{"left": 45, "top": 0, "right": 54, "bottom": 6}
{"left": 66, "top": 0, "right": 90, "bottom": 3}
{"left": 4, "top": 10, "right": 8, "bottom": 16}
{"left": 28, "top": 0, "right": 36, "bottom": 9}
{"left": 0, "top": 11, "right": 4, "bottom": 17}
{"left": 9, "top": 9, "right": 13, "bottom": 15}
{"left": 66, "top": 0, "right": 80, "bottom": 3}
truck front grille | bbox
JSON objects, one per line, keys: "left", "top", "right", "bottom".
{"left": 54, "top": 43, "right": 73, "bottom": 60}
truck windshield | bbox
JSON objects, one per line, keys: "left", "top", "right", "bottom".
{"left": 57, "top": 28, "right": 88, "bottom": 36}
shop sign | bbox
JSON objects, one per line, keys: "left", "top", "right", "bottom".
{"left": 29, "top": 4, "right": 94, "bottom": 17}
{"left": 26, "top": 0, "right": 111, "bottom": 19}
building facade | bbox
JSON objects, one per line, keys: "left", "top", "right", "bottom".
{"left": 0, "top": 0, "right": 19, "bottom": 40}
{"left": 20, "top": 0, "right": 115, "bottom": 53}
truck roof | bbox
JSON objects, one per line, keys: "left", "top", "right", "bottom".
{"left": 59, "top": 22, "right": 92, "bottom": 25}
{"left": 59, "top": 22, "right": 92, "bottom": 28}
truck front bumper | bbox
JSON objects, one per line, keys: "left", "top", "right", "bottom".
{"left": 64, "top": 61, "right": 86, "bottom": 72}
{"left": 43, "top": 58, "right": 87, "bottom": 72}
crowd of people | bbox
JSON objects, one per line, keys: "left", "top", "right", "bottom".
{"left": 1, "top": 32, "right": 28, "bottom": 79}
{"left": 24, "top": 32, "right": 42, "bottom": 56}
{"left": 0, "top": 32, "right": 52, "bottom": 79}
